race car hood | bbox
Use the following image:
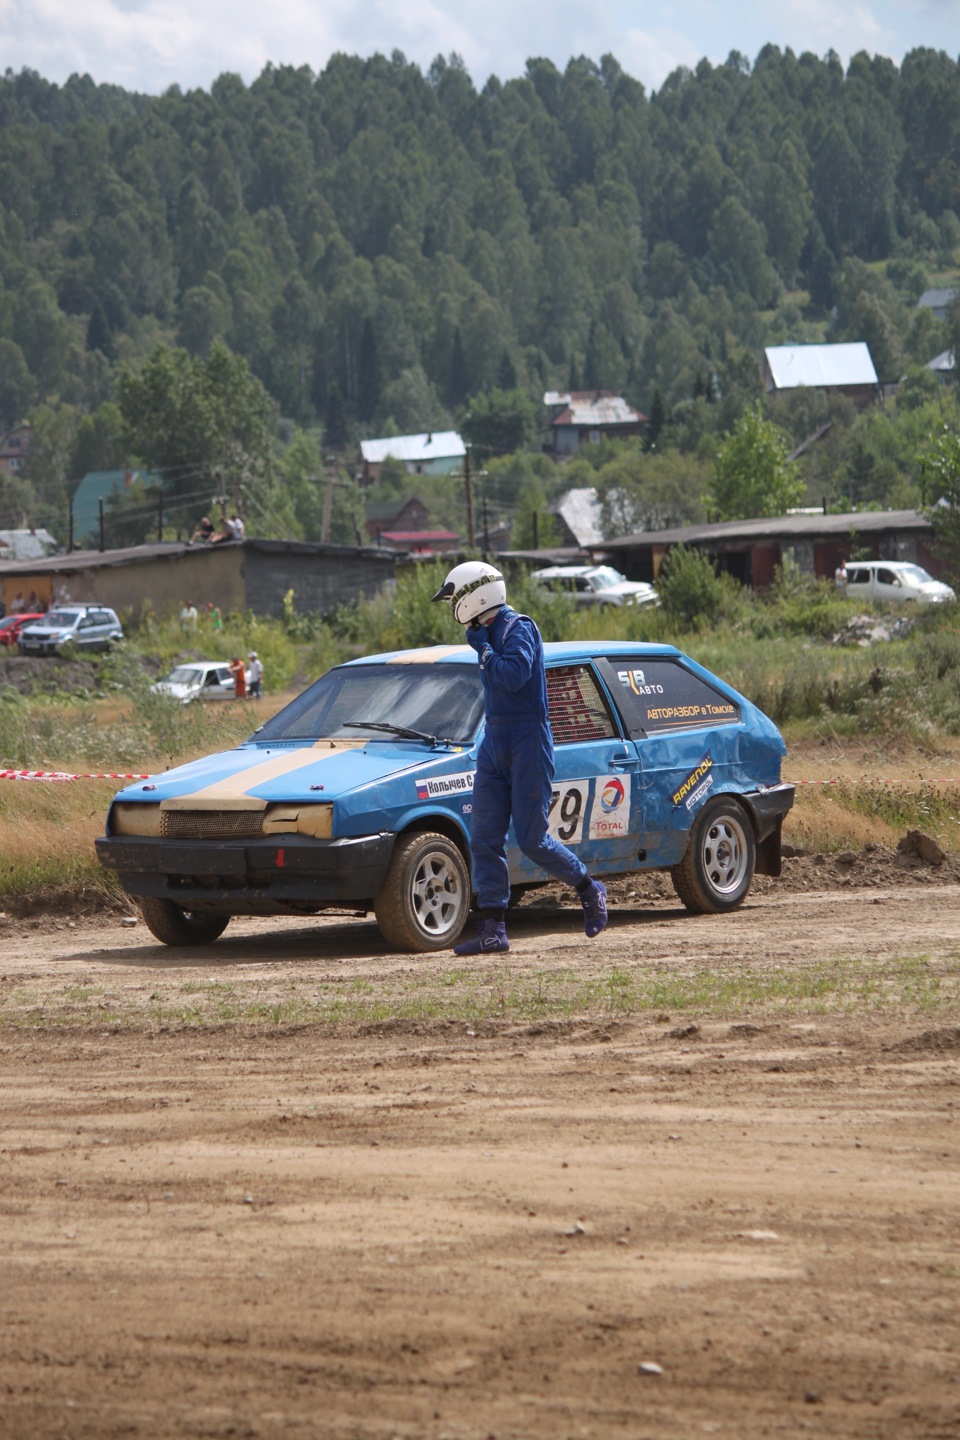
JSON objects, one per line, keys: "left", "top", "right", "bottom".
{"left": 113, "top": 737, "right": 470, "bottom": 809}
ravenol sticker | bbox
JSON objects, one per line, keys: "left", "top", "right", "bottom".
{"left": 589, "top": 774, "right": 631, "bottom": 840}
{"left": 416, "top": 770, "right": 474, "bottom": 800}
{"left": 672, "top": 754, "right": 714, "bottom": 810}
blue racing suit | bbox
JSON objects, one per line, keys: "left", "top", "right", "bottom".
{"left": 468, "top": 605, "right": 588, "bottom": 912}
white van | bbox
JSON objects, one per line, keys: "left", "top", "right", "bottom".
{"left": 843, "top": 561, "right": 955, "bottom": 605}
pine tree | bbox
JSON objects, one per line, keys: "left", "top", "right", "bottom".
{"left": 357, "top": 317, "right": 382, "bottom": 422}
{"left": 325, "top": 381, "right": 348, "bottom": 451}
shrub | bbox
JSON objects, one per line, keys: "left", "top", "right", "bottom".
{"left": 656, "top": 546, "right": 746, "bottom": 630}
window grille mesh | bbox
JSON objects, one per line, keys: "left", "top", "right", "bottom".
{"left": 547, "top": 666, "right": 617, "bottom": 745}
{"left": 161, "top": 810, "right": 264, "bottom": 840}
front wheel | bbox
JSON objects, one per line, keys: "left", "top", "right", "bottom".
{"left": 374, "top": 831, "right": 470, "bottom": 952}
{"left": 138, "top": 895, "right": 230, "bottom": 946}
{"left": 670, "top": 796, "right": 756, "bottom": 914}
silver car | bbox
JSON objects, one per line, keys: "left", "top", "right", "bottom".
{"left": 532, "top": 564, "right": 658, "bottom": 608}
{"left": 18, "top": 605, "right": 123, "bottom": 655}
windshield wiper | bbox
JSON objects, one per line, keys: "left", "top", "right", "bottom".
{"left": 344, "top": 720, "right": 453, "bottom": 746}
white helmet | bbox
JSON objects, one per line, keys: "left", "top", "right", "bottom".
{"left": 432, "top": 561, "right": 507, "bottom": 625}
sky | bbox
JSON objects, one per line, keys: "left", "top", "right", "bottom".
{"left": 0, "top": 0, "right": 957, "bottom": 97}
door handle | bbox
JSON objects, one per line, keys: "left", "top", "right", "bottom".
{"left": 609, "top": 754, "right": 641, "bottom": 770}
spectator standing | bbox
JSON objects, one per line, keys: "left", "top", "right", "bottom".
{"left": 246, "top": 651, "right": 263, "bottom": 698}
{"left": 9, "top": 592, "right": 23, "bottom": 615}
{"left": 204, "top": 601, "right": 223, "bottom": 631}
{"left": 228, "top": 657, "right": 247, "bottom": 700}
{"left": 180, "top": 600, "right": 198, "bottom": 631}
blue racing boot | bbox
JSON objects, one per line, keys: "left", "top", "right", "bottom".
{"left": 454, "top": 918, "right": 510, "bottom": 956}
{"left": 581, "top": 879, "right": 608, "bottom": 938}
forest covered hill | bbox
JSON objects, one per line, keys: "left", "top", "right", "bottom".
{"left": 0, "top": 46, "right": 958, "bottom": 544}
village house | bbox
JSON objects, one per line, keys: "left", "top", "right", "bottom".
{"left": 359, "top": 431, "right": 465, "bottom": 485}
{"left": 543, "top": 391, "right": 647, "bottom": 456}
{"left": 763, "top": 343, "right": 881, "bottom": 408}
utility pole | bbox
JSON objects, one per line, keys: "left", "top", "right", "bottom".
{"left": 98, "top": 497, "right": 105, "bottom": 553}
{"left": 464, "top": 447, "right": 476, "bottom": 549}
{"left": 482, "top": 495, "right": 490, "bottom": 557}
{"left": 532, "top": 510, "right": 539, "bottom": 550}
{"left": 321, "top": 471, "right": 335, "bottom": 544}
{"left": 157, "top": 492, "right": 164, "bottom": 542}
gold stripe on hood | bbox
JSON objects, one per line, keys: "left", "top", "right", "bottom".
{"left": 160, "top": 739, "right": 364, "bottom": 811}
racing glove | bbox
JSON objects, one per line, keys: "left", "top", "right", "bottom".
{"left": 465, "top": 624, "right": 493, "bottom": 668}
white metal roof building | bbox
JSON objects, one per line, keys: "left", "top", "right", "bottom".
{"left": 764, "top": 343, "right": 878, "bottom": 390}
{"left": 359, "top": 431, "right": 465, "bottom": 480}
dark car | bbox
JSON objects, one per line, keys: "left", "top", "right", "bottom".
{"left": 97, "top": 641, "right": 794, "bottom": 953}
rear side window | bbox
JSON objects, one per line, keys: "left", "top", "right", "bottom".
{"left": 546, "top": 665, "right": 619, "bottom": 744}
{"left": 846, "top": 568, "right": 869, "bottom": 584}
{"left": 598, "top": 657, "right": 740, "bottom": 736}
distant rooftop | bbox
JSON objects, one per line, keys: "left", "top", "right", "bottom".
{"left": 926, "top": 348, "right": 956, "bottom": 374}
{"left": 918, "top": 287, "right": 956, "bottom": 315}
{"left": 764, "top": 343, "right": 878, "bottom": 391}
{"left": 544, "top": 390, "right": 645, "bottom": 426}
{"left": 360, "top": 431, "right": 465, "bottom": 464}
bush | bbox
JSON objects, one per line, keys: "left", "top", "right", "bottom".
{"left": 656, "top": 546, "right": 746, "bottom": 630}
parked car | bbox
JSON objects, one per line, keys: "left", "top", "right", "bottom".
{"left": 97, "top": 640, "right": 794, "bottom": 952}
{"left": 0, "top": 612, "right": 46, "bottom": 647}
{"left": 532, "top": 564, "right": 658, "bottom": 607}
{"left": 18, "top": 605, "right": 123, "bottom": 655}
{"left": 151, "top": 661, "right": 237, "bottom": 704}
{"left": 843, "top": 561, "right": 955, "bottom": 605}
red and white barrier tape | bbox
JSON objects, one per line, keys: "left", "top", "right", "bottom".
{"left": 0, "top": 769, "right": 151, "bottom": 782}
{"left": 788, "top": 776, "right": 960, "bottom": 787}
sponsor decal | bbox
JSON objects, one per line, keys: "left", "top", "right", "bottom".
{"left": 671, "top": 753, "right": 714, "bottom": 809}
{"left": 647, "top": 702, "right": 737, "bottom": 724}
{"left": 589, "top": 773, "right": 631, "bottom": 840}
{"left": 618, "top": 668, "right": 664, "bottom": 697}
{"left": 547, "top": 781, "right": 590, "bottom": 844}
{"left": 415, "top": 769, "right": 474, "bottom": 800}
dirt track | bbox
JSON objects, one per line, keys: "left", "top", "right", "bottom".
{"left": 2, "top": 878, "right": 959, "bottom": 1439}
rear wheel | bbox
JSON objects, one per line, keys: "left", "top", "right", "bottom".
{"left": 670, "top": 796, "right": 756, "bottom": 914}
{"left": 138, "top": 895, "right": 230, "bottom": 946}
{"left": 374, "top": 831, "right": 470, "bottom": 952}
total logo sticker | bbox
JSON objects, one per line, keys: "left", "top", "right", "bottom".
{"left": 589, "top": 774, "right": 631, "bottom": 840}
{"left": 600, "top": 776, "right": 626, "bottom": 812}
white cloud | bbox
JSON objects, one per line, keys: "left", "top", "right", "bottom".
{"left": 0, "top": 0, "right": 954, "bottom": 96}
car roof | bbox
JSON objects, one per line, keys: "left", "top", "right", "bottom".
{"left": 343, "top": 640, "right": 682, "bottom": 667}
{"left": 533, "top": 565, "right": 602, "bottom": 579}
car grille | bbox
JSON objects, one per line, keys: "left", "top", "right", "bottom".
{"left": 161, "top": 810, "right": 264, "bottom": 839}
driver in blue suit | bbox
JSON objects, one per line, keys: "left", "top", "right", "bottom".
{"left": 432, "top": 561, "right": 608, "bottom": 955}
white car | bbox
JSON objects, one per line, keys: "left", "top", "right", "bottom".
{"left": 843, "top": 561, "right": 955, "bottom": 606}
{"left": 532, "top": 564, "right": 658, "bottom": 608}
{"left": 151, "top": 661, "right": 237, "bottom": 703}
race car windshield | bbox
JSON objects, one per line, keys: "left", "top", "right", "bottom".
{"left": 250, "top": 663, "right": 485, "bottom": 744}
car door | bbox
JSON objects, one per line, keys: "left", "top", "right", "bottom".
{"left": 505, "top": 660, "right": 639, "bottom": 887}
{"left": 595, "top": 656, "right": 743, "bottom": 868}
{"left": 874, "top": 567, "right": 904, "bottom": 603}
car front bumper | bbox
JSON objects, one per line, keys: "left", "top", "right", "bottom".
{"left": 95, "top": 831, "right": 396, "bottom": 915}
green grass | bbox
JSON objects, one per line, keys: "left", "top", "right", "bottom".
{"left": 2, "top": 953, "right": 958, "bottom": 1031}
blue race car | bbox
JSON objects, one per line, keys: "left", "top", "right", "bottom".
{"left": 96, "top": 641, "right": 794, "bottom": 951}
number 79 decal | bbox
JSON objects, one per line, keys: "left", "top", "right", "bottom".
{"left": 547, "top": 782, "right": 591, "bottom": 843}
{"left": 547, "top": 775, "right": 633, "bottom": 844}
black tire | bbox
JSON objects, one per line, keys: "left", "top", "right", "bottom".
{"left": 670, "top": 796, "right": 756, "bottom": 914}
{"left": 138, "top": 895, "right": 230, "bottom": 946}
{"left": 374, "top": 831, "right": 470, "bottom": 952}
